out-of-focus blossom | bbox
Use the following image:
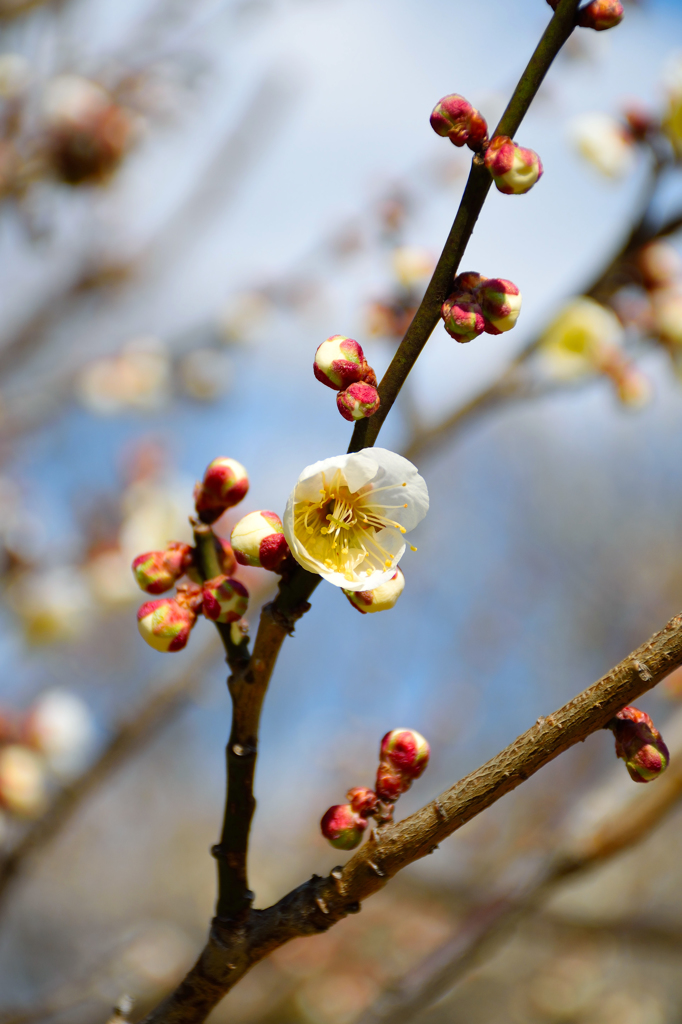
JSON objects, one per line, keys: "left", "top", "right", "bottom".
{"left": 610, "top": 363, "right": 652, "bottom": 409}
{"left": 86, "top": 548, "right": 140, "bottom": 606}
{"left": 119, "top": 475, "right": 194, "bottom": 565}
{"left": 337, "top": 382, "right": 381, "bottom": 421}
{"left": 0, "top": 744, "right": 47, "bottom": 817}
{"left": 639, "top": 241, "right": 682, "bottom": 290}
{"left": 231, "top": 510, "right": 290, "bottom": 571}
{"left": 577, "top": 0, "right": 624, "bottom": 31}
{"left": 484, "top": 136, "right": 543, "bottom": 195}
{"left": 366, "top": 299, "right": 416, "bottom": 341}
{"left": 651, "top": 288, "right": 682, "bottom": 347}
{"left": 429, "top": 94, "right": 488, "bottom": 151}
{"left": 0, "top": 54, "right": 30, "bottom": 98}
{"left": 391, "top": 247, "right": 435, "bottom": 289}
{"left": 201, "top": 575, "right": 248, "bottom": 623}
{"left": 320, "top": 803, "right": 367, "bottom": 850}
{"left": 539, "top": 297, "right": 624, "bottom": 379}
{"left": 25, "top": 689, "right": 95, "bottom": 779}
{"left": 77, "top": 337, "right": 171, "bottom": 414}
{"left": 194, "top": 457, "right": 249, "bottom": 525}
{"left": 178, "top": 348, "right": 232, "bottom": 402}
{"left": 569, "top": 113, "right": 634, "bottom": 178}
{"left": 42, "top": 74, "right": 134, "bottom": 185}
{"left": 343, "top": 568, "right": 405, "bottom": 614}
{"left": 217, "top": 292, "right": 271, "bottom": 344}
{"left": 663, "top": 56, "right": 682, "bottom": 157}
{"left": 283, "top": 449, "right": 428, "bottom": 591}
{"left": 7, "top": 566, "right": 92, "bottom": 645}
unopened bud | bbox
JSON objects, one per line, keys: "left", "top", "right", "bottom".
{"left": 346, "top": 786, "right": 378, "bottom": 816}
{"left": 484, "top": 136, "right": 543, "bottom": 195}
{"left": 201, "top": 575, "right": 249, "bottom": 623}
{"left": 430, "top": 94, "right": 488, "bottom": 151}
{"left": 194, "top": 457, "right": 249, "bottom": 524}
{"left": 314, "top": 335, "right": 369, "bottom": 391}
{"left": 137, "top": 598, "right": 196, "bottom": 653}
{"left": 577, "top": 0, "right": 624, "bottom": 30}
{"left": 132, "top": 542, "right": 193, "bottom": 594}
{"left": 344, "top": 568, "right": 405, "bottom": 614}
{"left": 607, "top": 706, "right": 669, "bottom": 783}
{"left": 231, "top": 510, "right": 290, "bottom": 571}
{"left": 441, "top": 296, "right": 485, "bottom": 343}
{"left": 381, "top": 728, "right": 430, "bottom": 779}
{"left": 337, "top": 383, "right": 381, "bottom": 421}
{"left": 453, "top": 271, "right": 487, "bottom": 297}
{"left": 478, "top": 278, "right": 522, "bottom": 334}
{"left": 375, "top": 761, "right": 408, "bottom": 800}
{"left": 320, "top": 803, "right": 367, "bottom": 849}
{"left": 0, "top": 744, "right": 47, "bottom": 817}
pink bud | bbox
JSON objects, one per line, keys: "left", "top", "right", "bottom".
{"left": 375, "top": 761, "right": 408, "bottom": 801}
{"left": 344, "top": 568, "right": 405, "bottom": 614}
{"left": 132, "top": 542, "right": 193, "bottom": 594}
{"left": 577, "top": 0, "right": 624, "bottom": 30}
{"left": 441, "top": 296, "right": 485, "bottom": 343}
{"left": 608, "top": 707, "right": 669, "bottom": 783}
{"left": 313, "top": 335, "right": 369, "bottom": 391}
{"left": 453, "top": 271, "right": 488, "bottom": 298}
{"left": 231, "top": 510, "right": 290, "bottom": 571}
{"left": 337, "top": 383, "right": 381, "bottom": 422}
{"left": 479, "top": 278, "right": 522, "bottom": 334}
{"left": 347, "top": 786, "right": 378, "bottom": 816}
{"left": 137, "top": 598, "right": 196, "bottom": 653}
{"left": 193, "top": 457, "right": 249, "bottom": 524}
{"left": 430, "top": 94, "right": 488, "bottom": 151}
{"left": 320, "top": 803, "right": 367, "bottom": 850}
{"left": 484, "top": 136, "right": 543, "bottom": 195}
{"left": 201, "top": 575, "right": 249, "bottom": 624}
{"left": 380, "top": 728, "right": 430, "bottom": 779}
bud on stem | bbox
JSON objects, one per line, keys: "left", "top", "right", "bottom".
{"left": 607, "top": 706, "right": 669, "bottom": 783}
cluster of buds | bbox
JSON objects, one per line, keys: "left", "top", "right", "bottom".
{"left": 313, "top": 335, "right": 380, "bottom": 422}
{"left": 441, "top": 271, "right": 522, "bottom": 343}
{"left": 484, "top": 136, "right": 543, "bottom": 195}
{"left": 343, "top": 568, "right": 405, "bottom": 614}
{"left": 606, "top": 707, "right": 669, "bottom": 783}
{"left": 430, "top": 94, "right": 488, "bottom": 152}
{"left": 320, "top": 729, "right": 430, "bottom": 850}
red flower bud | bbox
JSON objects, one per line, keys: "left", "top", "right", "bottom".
{"left": 441, "top": 296, "right": 485, "bottom": 343}
{"left": 430, "top": 94, "right": 488, "bottom": 151}
{"left": 132, "top": 542, "right": 193, "bottom": 594}
{"left": 607, "top": 707, "right": 669, "bottom": 783}
{"left": 484, "top": 136, "right": 543, "bottom": 195}
{"left": 194, "top": 457, "right": 249, "bottom": 524}
{"left": 478, "top": 278, "right": 522, "bottom": 334}
{"left": 577, "top": 0, "right": 624, "bottom": 31}
{"left": 346, "top": 786, "right": 378, "bottom": 816}
{"left": 137, "top": 598, "right": 196, "bottom": 653}
{"left": 314, "top": 335, "right": 369, "bottom": 391}
{"left": 201, "top": 575, "right": 249, "bottom": 624}
{"left": 231, "top": 510, "right": 290, "bottom": 571}
{"left": 320, "top": 803, "right": 367, "bottom": 850}
{"left": 337, "top": 383, "right": 381, "bottom": 421}
{"left": 375, "top": 761, "right": 408, "bottom": 801}
{"left": 453, "top": 271, "right": 488, "bottom": 298}
{"left": 380, "top": 728, "right": 430, "bottom": 779}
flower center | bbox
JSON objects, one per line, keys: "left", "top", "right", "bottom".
{"left": 293, "top": 470, "right": 408, "bottom": 582}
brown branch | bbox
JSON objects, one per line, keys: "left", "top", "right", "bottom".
{"left": 357, "top": 713, "right": 682, "bottom": 1024}
{"left": 348, "top": 0, "right": 581, "bottom": 454}
{"left": 0, "top": 636, "right": 221, "bottom": 915}
{"left": 140, "top": 609, "right": 682, "bottom": 1024}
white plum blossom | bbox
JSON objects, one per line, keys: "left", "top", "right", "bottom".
{"left": 569, "top": 113, "right": 634, "bottom": 178}
{"left": 283, "top": 448, "right": 428, "bottom": 591}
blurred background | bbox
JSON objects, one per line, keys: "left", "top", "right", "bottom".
{"left": 1, "top": 0, "right": 682, "bottom": 1021}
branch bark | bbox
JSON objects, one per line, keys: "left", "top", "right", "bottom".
{"left": 141, "top": 608, "right": 682, "bottom": 1024}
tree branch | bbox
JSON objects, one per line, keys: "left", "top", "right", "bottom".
{"left": 140, "top": 608, "right": 682, "bottom": 1024}
{"left": 348, "top": 0, "right": 581, "bottom": 454}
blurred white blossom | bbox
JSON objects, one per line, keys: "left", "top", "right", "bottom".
{"left": 26, "top": 689, "right": 95, "bottom": 779}
{"left": 569, "top": 113, "right": 634, "bottom": 178}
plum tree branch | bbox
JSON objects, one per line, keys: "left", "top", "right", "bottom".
{"left": 141, "top": 606, "right": 682, "bottom": 1024}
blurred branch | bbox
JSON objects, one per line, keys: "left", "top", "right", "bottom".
{"left": 139, "top": 607, "right": 682, "bottom": 1024}
{"left": 348, "top": 0, "right": 581, "bottom": 454}
{"left": 0, "top": 635, "right": 221, "bottom": 915}
{"left": 357, "top": 714, "right": 682, "bottom": 1024}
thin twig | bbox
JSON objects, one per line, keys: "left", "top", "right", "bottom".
{"left": 139, "top": 607, "right": 682, "bottom": 1024}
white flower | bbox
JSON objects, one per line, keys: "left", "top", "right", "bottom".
{"left": 283, "top": 448, "right": 428, "bottom": 591}
{"left": 569, "top": 113, "right": 634, "bottom": 178}
{"left": 539, "top": 298, "right": 624, "bottom": 380}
